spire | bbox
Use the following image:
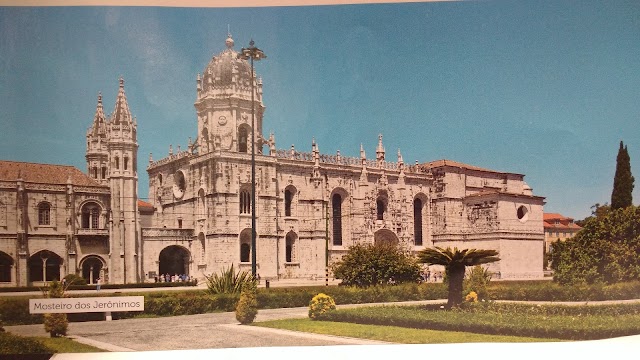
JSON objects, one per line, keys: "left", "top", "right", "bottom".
{"left": 91, "top": 92, "right": 106, "bottom": 136}
{"left": 376, "top": 134, "right": 385, "bottom": 164}
{"left": 111, "top": 77, "right": 133, "bottom": 125}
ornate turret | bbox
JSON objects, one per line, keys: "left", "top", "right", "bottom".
{"left": 193, "top": 33, "right": 266, "bottom": 155}
{"left": 86, "top": 93, "right": 109, "bottom": 184}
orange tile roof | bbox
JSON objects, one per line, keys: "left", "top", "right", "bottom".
{"left": 416, "top": 159, "right": 524, "bottom": 176}
{"left": 137, "top": 199, "right": 154, "bottom": 211}
{"left": 543, "top": 212, "right": 581, "bottom": 230}
{"left": 543, "top": 213, "right": 572, "bottom": 221}
{"left": 0, "top": 160, "right": 104, "bottom": 187}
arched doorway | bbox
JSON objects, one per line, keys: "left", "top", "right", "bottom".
{"left": 81, "top": 256, "right": 104, "bottom": 284}
{"left": 28, "top": 250, "right": 63, "bottom": 282}
{"left": 374, "top": 229, "right": 399, "bottom": 247}
{"left": 158, "top": 246, "right": 191, "bottom": 276}
{"left": 0, "top": 251, "right": 13, "bottom": 283}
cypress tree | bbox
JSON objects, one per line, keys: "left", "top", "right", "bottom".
{"left": 611, "top": 141, "right": 634, "bottom": 209}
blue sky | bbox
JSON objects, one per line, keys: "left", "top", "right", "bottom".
{"left": 1, "top": 1, "right": 639, "bottom": 220}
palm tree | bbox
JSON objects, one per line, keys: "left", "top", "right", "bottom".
{"left": 418, "top": 247, "right": 500, "bottom": 308}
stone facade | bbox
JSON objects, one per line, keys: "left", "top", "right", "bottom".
{"left": 0, "top": 34, "right": 546, "bottom": 286}
{"left": 0, "top": 161, "right": 111, "bottom": 286}
{"left": 142, "top": 34, "right": 546, "bottom": 282}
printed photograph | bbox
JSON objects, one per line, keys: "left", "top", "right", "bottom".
{"left": 0, "top": 1, "right": 639, "bottom": 358}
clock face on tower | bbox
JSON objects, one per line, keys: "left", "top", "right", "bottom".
{"left": 218, "top": 116, "right": 227, "bottom": 125}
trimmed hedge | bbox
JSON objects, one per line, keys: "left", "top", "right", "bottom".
{"left": 487, "top": 280, "right": 640, "bottom": 301}
{"left": 1, "top": 281, "right": 638, "bottom": 326}
{"left": 316, "top": 302, "right": 640, "bottom": 340}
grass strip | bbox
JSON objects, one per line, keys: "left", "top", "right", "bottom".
{"left": 255, "top": 319, "right": 564, "bottom": 343}
{"left": 37, "top": 337, "right": 106, "bottom": 353}
{"left": 317, "top": 303, "right": 640, "bottom": 340}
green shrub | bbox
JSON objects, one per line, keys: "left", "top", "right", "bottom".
{"left": 308, "top": 293, "right": 336, "bottom": 320}
{"left": 63, "top": 274, "right": 87, "bottom": 286}
{"left": 43, "top": 313, "right": 68, "bottom": 337}
{"left": 464, "top": 266, "right": 492, "bottom": 300}
{"left": 205, "top": 265, "right": 257, "bottom": 295}
{"left": 0, "top": 332, "right": 53, "bottom": 355}
{"left": 331, "top": 243, "right": 423, "bottom": 287}
{"left": 235, "top": 282, "right": 258, "bottom": 324}
{"left": 41, "top": 280, "right": 68, "bottom": 337}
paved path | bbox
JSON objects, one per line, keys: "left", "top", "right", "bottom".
{"left": 8, "top": 301, "right": 437, "bottom": 352}
{"left": 6, "top": 298, "right": 640, "bottom": 354}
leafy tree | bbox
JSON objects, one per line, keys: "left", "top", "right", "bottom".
{"left": 418, "top": 247, "right": 499, "bottom": 308}
{"left": 331, "top": 243, "right": 422, "bottom": 287}
{"left": 551, "top": 205, "right": 640, "bottom": 285}
{"left": 611, "top": 141, "right": 635, "bottom": 210}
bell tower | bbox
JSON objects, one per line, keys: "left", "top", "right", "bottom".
{"left": 105, "top": 77, "right": 140, "bottom": 284}
{"left": 194, "top": 33, "right": 265, "bottom": 155}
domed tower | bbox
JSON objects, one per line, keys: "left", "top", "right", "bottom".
{"left": 194, "top": 33, "right": 265, "bottom": 155}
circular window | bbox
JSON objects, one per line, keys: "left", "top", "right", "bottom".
{"left": 172, "top": 171, "right": 186, "bottom": 199}
{"left": 516, "top": 205, "right": 529, "bottom": 222}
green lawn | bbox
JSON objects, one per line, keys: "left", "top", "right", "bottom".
{"left": 254, "top": 319, "right": 564, "bottom": 343}
{"left": 37, "top": 337, "right": 105, "bottom": 353}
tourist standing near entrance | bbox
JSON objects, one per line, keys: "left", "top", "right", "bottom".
{"left": 96, "top": 277, "right": 101, "bottom": 292}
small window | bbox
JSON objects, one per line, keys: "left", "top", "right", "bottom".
{"left": 286, "top": 233, "right": 296, "bottom": 262}
{"left": 285, "top": 188, "right": 294, "bottom": 217}
{"left": 240, "top": 243, "right": 250, "bottom": 262}
{"left": 178, "top": 219, "right": 183, "bottom": 229}
{"left": 101, "top": 167, "right": 107, "bottom": 179}
{"left": 413, "top": 198, "right": 423, "bottom": 246}
{"left": 124, "top": 157, "right": 129, "bottom": 171}
{"left": 376, "top": 199, "right": 386, "bottom": 220}
{"left": 115, "top": 156, "right": 120, "bottom": 170}
{"left": 38, "top": 203, "right": 51, "bottom": 226}
{"left": 240, "top": 190, "right": 251, "bottom": 214}
{"left": 332, "top": 193, "right": 342, "bottom": 246}
{"left": 238, "top": 127, "right": 248, "bottom": 153}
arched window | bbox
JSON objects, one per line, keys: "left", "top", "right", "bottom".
{"left": 332, "top": 193, "right": 342, "bottom": 246}
{"left": 240, "top": 243, "right": 251, "bottom": 262}
{"left": 198, "top": 189, "right": 206, "bottom": 219}
{"left": 239, "top": 190, "right": 251, "bottom": 214}
{"left": 81, "top": 203, "right": 101, "bottom": 229}
{"left": 28, "top": 250, "right": 62, "bottom": 282}
{"left": 101, "top": 167, "right": 107, "bottom": 179}
{"left": 124, "top": 157, "right": 129, "bottom": 171}
{"left": 114, "top": 156, "right": 120, "bottom": 170}
{"left": 238, "top": 127, "right": 248, "bottom": 153}
{"left": 414, "top": 198, "right": 423, "bottom": 246}
{"left": 376, "top": 198, "right": 386, "bottom": 220}
{"left": 38, "top": 202, "right": 51, "bottom": 226}
{"left": 0, "top": 252, "right": 13, "bottom": 283}
{"left": 93, "top": 167, "right": 98, "bottom": 178}
{"left": 284, "top": 187, "right": 296, "bottom": 217}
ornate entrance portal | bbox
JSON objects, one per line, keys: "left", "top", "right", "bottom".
{"left": 158, "top": 246, "right": 190, "bottom": 276}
